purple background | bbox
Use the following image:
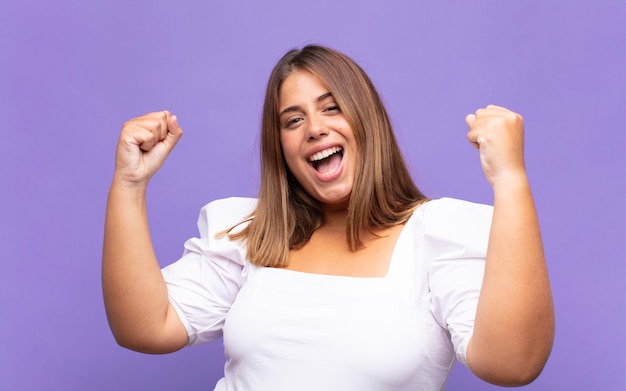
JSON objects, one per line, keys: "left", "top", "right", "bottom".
{"left": 2, "top": 1, "right": 625, "bottom": 389}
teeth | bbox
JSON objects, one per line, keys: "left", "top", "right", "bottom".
{"left": 309, "top": 146, "right": 342, "bottom": 162}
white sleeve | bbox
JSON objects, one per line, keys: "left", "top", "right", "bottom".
{"left": 161, "top": 197, "right": 257, "bottom": 346}
{"left": 422, "top": 198, "right": 492, "bottom": 365}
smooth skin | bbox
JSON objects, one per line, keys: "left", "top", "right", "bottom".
{"left": 102, "top": 110, "right": 188, "bottom": 353}
{"left": 103, "top": 100, "right": 554, "bottom": 385}
{"left": 278, "top": 71, "right": 403, "bottom": 277}
{"left": 279, "top": 70, "right": 358, "bottom": 210}
{"left": 465, "top": 105, "right": 554, "bottom": 385}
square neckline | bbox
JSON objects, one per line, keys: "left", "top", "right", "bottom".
{"left": 261, "top": 210, "right": 418, "bottom": 281}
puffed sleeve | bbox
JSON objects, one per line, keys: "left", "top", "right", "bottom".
{"left": 161, "top": 197, "right": 257, "bottom": 346}
{"left": 422, "top": 198, "right": 493, "bottom": 365}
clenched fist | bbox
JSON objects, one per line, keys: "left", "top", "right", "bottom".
{"left": 114, "top": 110, "right": 183, "bottom": 187}
{"left": 466, "top": 105, "right": 526, "bottom": 186}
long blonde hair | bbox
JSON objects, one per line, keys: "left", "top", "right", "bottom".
{"left": 229, "top": 45, "right": 427, "bottom": 267}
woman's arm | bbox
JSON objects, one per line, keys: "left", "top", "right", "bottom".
{"left": 102, "top": 111, "right": 188, "bottom": 354}
{"left": 465, "top": 105, "right": 555, "bottom": 386}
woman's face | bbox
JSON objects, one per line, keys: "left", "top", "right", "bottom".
{"left": 278, "top": 70, "right": 357, "bottom": 210}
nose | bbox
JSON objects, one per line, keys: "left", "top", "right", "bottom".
{"left": 306, "top": 114, "right": 328, "bottom": 141}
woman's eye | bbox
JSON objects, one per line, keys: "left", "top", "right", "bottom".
{"left": 285, "top": 117, "right": 302, "bottom": 127}
{"left": 325, "top": 105, "right": 339, "bottom": 112}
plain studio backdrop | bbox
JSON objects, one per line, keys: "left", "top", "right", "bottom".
{"left": 1, "top": 1, "right": 624, "bottom": 390}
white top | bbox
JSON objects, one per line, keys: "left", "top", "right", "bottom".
{"left": 162, "top": 197, "right": 493, "bottom": 391}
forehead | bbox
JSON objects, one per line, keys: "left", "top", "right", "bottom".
{"left": 278, "top": 70, "right": 330, "bottom": 107}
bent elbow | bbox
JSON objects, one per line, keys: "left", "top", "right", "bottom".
{"left": 110, "top": 329, "right": 148, "bottom": 353}
{"left": 474, "top": 354, "right": 550, "bottom": 387}
{"left": 468, "top": 342, "right": 553, "bottom": 387}
{"left": 499, "top": 366, "right": 544, "bottom": 387}
{"left": 109, "top": 327, "right": 184, "bottom": 355}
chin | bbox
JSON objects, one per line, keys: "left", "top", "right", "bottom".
{"left": 317, "top": 192, "right": 351, "bottom": 210}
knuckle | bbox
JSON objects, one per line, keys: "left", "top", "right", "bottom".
{"left": 156, "top": 111, "right": 169, "bottom": 123}
{"left": 145, "top": 119, "right": 160, "bottom": 131}
{"left": 504, "top": 111, "right": 516, "bottom": 120}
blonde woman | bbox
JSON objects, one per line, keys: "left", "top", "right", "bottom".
{"left": 103, "top": 45, "right": 554, "bottom": 390}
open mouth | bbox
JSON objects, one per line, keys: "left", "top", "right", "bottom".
{"left": 309, "top": 146, "right": 344, "bottom": 175}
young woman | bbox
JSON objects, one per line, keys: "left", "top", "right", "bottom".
{"left": 103, "top": 45, "right": 554, "bottom": 390}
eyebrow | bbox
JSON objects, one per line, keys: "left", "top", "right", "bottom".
{"left": 279, "top": 92, "right": 334, "bottom": 117}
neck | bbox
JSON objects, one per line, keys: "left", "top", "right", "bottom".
{"left": 321, "top": 205, "right": 349, "bottom": 231}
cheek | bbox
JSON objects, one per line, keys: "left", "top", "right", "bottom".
{"left": 280, "top": 135, "right": 298, "bottom": 161}
{"left": 279, "top": 148, "right": 298, "bottom": 178}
